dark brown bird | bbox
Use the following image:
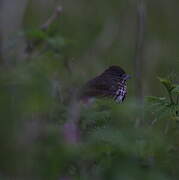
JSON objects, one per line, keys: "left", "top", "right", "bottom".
{"left": 80, "top": 66, "right": 131, "bottom": 103}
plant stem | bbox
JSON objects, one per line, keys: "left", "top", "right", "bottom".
{"left": 166, "top": 88, "right": 174, "bottom": 105}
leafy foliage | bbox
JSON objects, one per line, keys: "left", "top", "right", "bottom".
{"left": 147, "top": 77, "right": 179, "bottom": 129}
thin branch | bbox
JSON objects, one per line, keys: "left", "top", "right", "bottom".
{"left": 134, "top": 0, "right": 146, "bottom": 127}
{"left": 63, "top": 89, "right": 82, "bottom": 144}
{"left": 40, "top": 6, "right": 63, "bottom": 31}
{"left": 134, "top": 0, "right": 146, "bottom": 104}
{"left": 25, "top": 6, "right": 63, "bottom": 55}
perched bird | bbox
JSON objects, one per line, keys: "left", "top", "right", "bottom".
{"left": 80, "top": 66, "right": 131, "bottom": 103}
{"left": 63, "top": 66, "right": 130, "bottom": 144}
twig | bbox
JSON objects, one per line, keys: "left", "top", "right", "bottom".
{"left": 25, "top": 6, "right": 63, "bottom": 55}
{"left": 40, "top": 6, "right": 63, "bottom": 31}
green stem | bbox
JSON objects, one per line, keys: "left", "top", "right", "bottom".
{"left": 166, "top": 87, "right": 174, "bottom": 105}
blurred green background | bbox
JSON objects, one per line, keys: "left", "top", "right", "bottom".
{"left": 0, "top": 0, "right": 179, "bottom": 179}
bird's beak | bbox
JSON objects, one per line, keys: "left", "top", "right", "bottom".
{"left": 124, "top": 74, "right": 131, "bottom": 80}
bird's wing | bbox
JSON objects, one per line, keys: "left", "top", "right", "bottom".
{"left": 81, "top": 75, "right": 117, "bottom": 98}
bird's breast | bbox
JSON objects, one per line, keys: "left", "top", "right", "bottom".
{"left": 114, "top": 84, "right": 127, "bottom": 103}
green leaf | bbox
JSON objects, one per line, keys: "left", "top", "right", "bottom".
{"left": 26, "top": 29, "right": 48, "bottom": 41}
{"left": 47, "top": 37, "right": 66, "bottom": 48}
{"left": 146, "top": 96, "right": 167, "bottom": 104}
{"left": 158, "top": 77, "right": 174, "bottom": 92}
{"left": 172, "top": 85, "right": 179, "bottom": 95}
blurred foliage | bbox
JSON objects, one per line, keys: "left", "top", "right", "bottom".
{"left": 0, "top": 60, "right": 178, "bottom": 179}
{"left": 147, "top": 77, "right": 179, "bottom": 133}
{"left": 0, "top": 0, "right": 179, "bottom": 179}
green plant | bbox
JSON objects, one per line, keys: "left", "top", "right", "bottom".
{"left": 147, "top": 77, "right": 179, "bottom": 133}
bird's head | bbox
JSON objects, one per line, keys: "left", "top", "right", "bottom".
{"left": 103, "top": 65, "right": 131, "bottom": 82}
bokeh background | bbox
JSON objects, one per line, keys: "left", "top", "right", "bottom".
{"left": 0, "top": 0, "right": 179, "bottom": 179}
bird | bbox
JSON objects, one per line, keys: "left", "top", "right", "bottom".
{"left": 79, "top": 65, "right": 131, "bottom": 103}
{"left": 63, "top": 66, "right": 130, "bottom": 144}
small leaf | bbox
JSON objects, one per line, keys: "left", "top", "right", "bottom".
{"left": 157, "top": 77, "right": 174, "bottom": 91}
{"left": 146, "top": 96, "right": 167, "bottom": 104}
{"left": 26, "top": 29, "right": 48, "bottom": 41}
{"left": 172, "top": 85, "right": 179, "bottom": 95}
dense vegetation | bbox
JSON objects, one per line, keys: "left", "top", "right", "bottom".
{"left": 0, "top": 0, "right": 179, "bottom": 179}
